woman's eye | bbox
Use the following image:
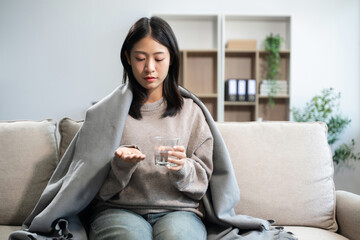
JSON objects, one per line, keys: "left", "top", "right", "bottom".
{"left": 155, "top": 59, "right": 165, "bottom": 62}
{"left": 135, "top": 57, "right": 145, "bottom": 61}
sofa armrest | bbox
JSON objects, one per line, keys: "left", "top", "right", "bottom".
{"left": 336, "top": 190, "right": 360, "bottom": 239}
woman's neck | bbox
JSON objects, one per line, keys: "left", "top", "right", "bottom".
{"left": 145, "top": 88, "right": 163, "bottom": 104}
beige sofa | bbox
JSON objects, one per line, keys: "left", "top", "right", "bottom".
{"left": 0, "top": 118, "right": 359, "bottom": 240}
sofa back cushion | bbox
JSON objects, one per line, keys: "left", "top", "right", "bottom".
{"left": 216, "top": 121, "right": 337, "bottom": 231}
{"left": 0, "top": 120, "right": 58, "bottom": 225}
{"left": 58, "top": 118, "right": 84, "bottom": 159}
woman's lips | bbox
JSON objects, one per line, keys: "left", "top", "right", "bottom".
{"left": 144, "top": 77, "right": 156, "bottom": 82}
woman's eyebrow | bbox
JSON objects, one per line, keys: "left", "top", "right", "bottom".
{"left": 134, "top": 51, "right": 166, "bottom": 55}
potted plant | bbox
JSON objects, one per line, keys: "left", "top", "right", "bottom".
{"left": 292, "top": 88, "right": 360, "bottom": 165}
{"left": 264, "top": 33, "right": 282, "bottom": 108}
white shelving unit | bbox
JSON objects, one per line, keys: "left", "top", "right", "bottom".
{"left": 153, "top": 14, "right": 291, "bottom": 122}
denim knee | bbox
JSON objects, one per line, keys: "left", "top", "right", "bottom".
{"left": 153, "top": 211, "right": 207, "bottom": 240}
{"left": 90, "top": 209, "right": 152, "bottom": 240}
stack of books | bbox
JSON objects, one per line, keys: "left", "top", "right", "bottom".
{"left": 225, "top": 79, "right": 256, "bottom": 102}
{"left": 259, "top": 80, "right": 288, "bottom": 96}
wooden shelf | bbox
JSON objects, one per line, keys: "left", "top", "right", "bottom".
{"left": 225, "top": 101, "right": 256, "bottom": 106}
{"left": 197, "top": 93, "right": 218, "bottom": 98}
{"left": 225, "top": 49, "right": 290, "bottom": 54}
{"left": 181, "top": 49, "right": 217, "bottom": 53}
{"left": 258, "top": 95, "right": 290, "bottom": 99}
{"left": 259, "top": 50, "right": 291, "bottom": 54}
{"left": 225, "top": 49, "right": 257, "bottom": 54}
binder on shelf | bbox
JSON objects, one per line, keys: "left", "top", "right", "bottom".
{"left": 237, "top": 79, "right": 247, "bottom": 101}
{"left": 225, "top": 79, "right": 257, "bottom": 102}
{"left": 225, "top": 79, "right": 237, "bottom": 101}
{"left": 247, "top": 79, "right": 256, "bottom": 102}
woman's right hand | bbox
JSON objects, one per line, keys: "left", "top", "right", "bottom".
{"left": 114, "top": 147, "right": 146, "bottom": 163}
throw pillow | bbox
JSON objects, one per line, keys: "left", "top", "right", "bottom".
{"left": 216, "top": 121, "right": 337, "bottom": 231}
{"left": 58, "top": 118, "right": 83, "bottom": 159}
{"left": 0, "top": 119, "right": 58, "bottom": 225}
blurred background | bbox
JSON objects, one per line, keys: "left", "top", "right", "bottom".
{"left": 0, "top": 0, "right": 359, "bottom": 193}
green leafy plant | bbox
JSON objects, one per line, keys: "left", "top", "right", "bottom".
{"left": 292, "top": 88, "right": 360, "bottom": 164}
{"left": 334, "top": 140, "right": 360, "bottom": 165}
{"left": 264, "top": 33, "right": 282, "bottom": 108}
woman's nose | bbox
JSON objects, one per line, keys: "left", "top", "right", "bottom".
{"left": 145, "top": 59, "right": 155, "bottom": 73}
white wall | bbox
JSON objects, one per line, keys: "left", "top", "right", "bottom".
{"left": 0, "top": 0, "right": 359, "bottom": 193}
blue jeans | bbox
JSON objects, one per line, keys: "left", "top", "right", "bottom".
{"left": 89, "top": 208, "right": 207, "bottom": 240}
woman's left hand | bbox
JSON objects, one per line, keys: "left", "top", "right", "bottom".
{"left": 167, "top": 145, "right": 187, "bottom": 171}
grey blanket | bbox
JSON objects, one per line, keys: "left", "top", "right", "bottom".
{"left": 9, "top": 83, "right": 297, "bottom": 240}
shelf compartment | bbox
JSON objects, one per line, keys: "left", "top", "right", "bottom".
{"left": 201, "top": 97, "right": 217, "bottom": 121}
{"left": 225, "top": 52, "right": 256, "bottom": 80}
{"left": 184, "top": 51, "right": 217, "bottom": 95}
{"left": 258, "top": 51, "right": 290, "bottom": 81}
{"left": 258, "top": 98, "right": 289, "bottom": 121}
{"left": 224, "top": 15, "right": 291, "bottom": 50}
{"left": 157, "top": 14, "right": 219, "bottom": 50}
{"left": 224, "top": 105, "right": 255, "bottom": 122}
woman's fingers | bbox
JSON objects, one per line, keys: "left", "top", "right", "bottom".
{"left": 167, "top": 156, "right": 185, "bottom": 165}
{"left": 173, "top": 145, "right": 185, "bottom": 152}
{"left": 167, "top": 163, "right": 183, "bottom": 171}
{"left": 168, "top": 150, "right": 186, "bottom": 160}
{"left": 167, "top": 147, "right": 186, "bottom": 171}
{"left": 115, "top": 149, "right": 124, "bottom": 158}
{"left": 115, "top": 147, "right": 146, "bottom": 163}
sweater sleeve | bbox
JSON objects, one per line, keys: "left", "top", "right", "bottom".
{"left": 97, "top": 145, "right": 139, "bottom": 201}
{"left": 168, "top": 108, "right": 213, "bottom": 201}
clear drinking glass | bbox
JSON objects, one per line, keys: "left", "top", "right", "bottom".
{"left": 154, "top": 136, "right": 179, "bottom": 167}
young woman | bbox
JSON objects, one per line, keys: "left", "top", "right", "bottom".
{"left": 89, "top": 16, "right": 213, "bottom": 240}
{"left": 9, "top": 15, "right": 296, "bottom": 240}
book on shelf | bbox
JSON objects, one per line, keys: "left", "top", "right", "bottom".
{"left": 259, "top": 80, "right": 288, "bottom": 96}
{"left": 225, "top": 79, "right": 256, "bottom": 102}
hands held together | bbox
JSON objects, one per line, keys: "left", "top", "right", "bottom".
{"left": 114, "top": 146, "right": 186, "bottom": 171}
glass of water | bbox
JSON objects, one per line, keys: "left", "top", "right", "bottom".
{"left": 154, "top": 136, "right": 179, "bottom": 167}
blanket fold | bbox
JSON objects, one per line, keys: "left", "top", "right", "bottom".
{"left": 9, "top": 83, "right": 297, "bottom": 240}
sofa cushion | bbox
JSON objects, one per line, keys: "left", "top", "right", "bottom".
{"left": 0, "top": 119, "right": 58, "bottom": 225}
{"left": 283, "top": 226, "right": 348, "bottom": 240}
{"left": 0, "top": 226, "right": 22, "bottom": 240}
{"left": 216, "top": 121, "right": 337, "bottom": 231}
{"left": 58, "top": 118, "right": 84, "bottom": 159}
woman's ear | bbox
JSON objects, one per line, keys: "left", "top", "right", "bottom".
{"left": 125, "top": 51, "right": 131, "bottom": 65}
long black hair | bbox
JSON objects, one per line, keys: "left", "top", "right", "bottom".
{"left": 120, "top": 16, "right": 183, "bottom": 119}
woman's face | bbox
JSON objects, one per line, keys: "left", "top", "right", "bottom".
{"left": 127, "top": 35, "right": 171, "bottom": 102}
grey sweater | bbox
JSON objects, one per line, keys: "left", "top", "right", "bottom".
{"left": 96, "top": 97, "right": 213, "bottom": 217}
